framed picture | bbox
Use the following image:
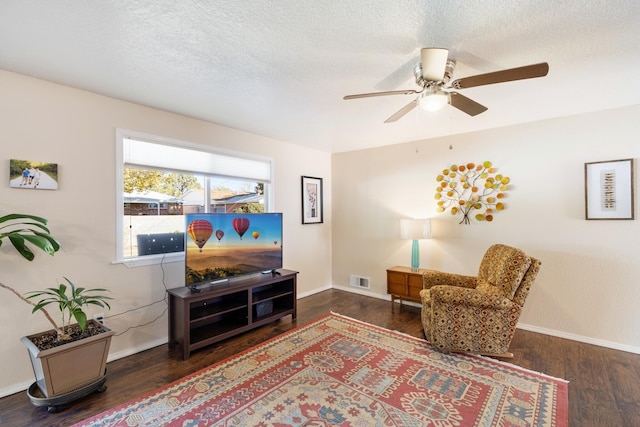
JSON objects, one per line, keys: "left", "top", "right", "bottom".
{"left": 585, "top": 158, "right": 634, "bottom": 220}
{"left": 301, "top": 176, "right": 323, "bottom": 224}
{"left": 9, "top": 159, "right": 59, "bottom": 190}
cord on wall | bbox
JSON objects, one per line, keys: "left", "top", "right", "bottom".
{"left": 106, "top": 253, "right": 171, "bottom": 337}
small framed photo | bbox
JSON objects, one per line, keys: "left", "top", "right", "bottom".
{"left": 585, "top": 158, "right": 634, "bottom": 220}
{"left": 301, "top": 176, "right": 323, "bottom": 224}
{"left": 9, "top": 159, "right": 59, "bottom": 190}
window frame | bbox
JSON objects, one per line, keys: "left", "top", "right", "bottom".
{"left": 115, "top": 128, "right": 275, "bottom": 266}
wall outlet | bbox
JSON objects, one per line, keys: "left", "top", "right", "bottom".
{"left": 93, "top": 313, "right": 105, "bottom": 325}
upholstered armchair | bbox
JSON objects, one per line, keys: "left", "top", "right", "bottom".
{"left": 419, "top": 244, "right": 541, "bottom": 358}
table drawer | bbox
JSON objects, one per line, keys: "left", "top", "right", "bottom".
{"left": 388, "top": 282, "right": 407, "bottom": 295}
{"left": 407, "top": 274, "right": 423, "bottom": 288}
{"left": 387, "top": 267, "right": 426, "bottom": 300}
{"left": 387, "top": 271, "right": 407, "bottom": 285}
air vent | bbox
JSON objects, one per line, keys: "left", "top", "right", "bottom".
{"left": 349, "top": 274, "right": 370, "bottom": 289}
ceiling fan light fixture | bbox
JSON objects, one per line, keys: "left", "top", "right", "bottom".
{"left": 420, "top": 48, "right": 449, "bottom": 81}
{"left": 419, "top": 88, "right": 449, "bottom": 112}
{"left": 343, "top": 47, "right": 548, "bottom": 122}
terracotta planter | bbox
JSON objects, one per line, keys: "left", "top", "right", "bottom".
{"left": 20, "top": 320, "right": 114, "bottom": 398}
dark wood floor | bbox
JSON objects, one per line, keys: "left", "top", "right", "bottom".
{"left": 1, "top": 289, "right": 639, "bottom": 426}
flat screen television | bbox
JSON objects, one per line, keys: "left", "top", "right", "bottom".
{"left": 185, "top": 212, "right": 283, "bottom": 289}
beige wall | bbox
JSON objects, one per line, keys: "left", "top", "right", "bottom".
{"left": 0, "top": 70, "right": 332, "bottom": 396}
{"left": 332, "top": 104, "right": 640, "bottom": 354}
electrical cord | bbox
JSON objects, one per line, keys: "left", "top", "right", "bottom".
{"left": 105, "top": 253, "right": 172, "bottom": 337}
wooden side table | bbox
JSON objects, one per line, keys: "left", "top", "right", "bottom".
{"left": 386, "top": 266, "right": 426, "bottom": 312}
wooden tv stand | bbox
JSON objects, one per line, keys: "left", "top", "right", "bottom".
{"left": 168, "top": 269, "right": 297, "bottom": 360}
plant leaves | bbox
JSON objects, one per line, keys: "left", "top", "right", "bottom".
{"left": 6, "top": 234, "right": 35, "bottom": 260}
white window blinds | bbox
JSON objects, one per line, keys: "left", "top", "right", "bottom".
{"left": 123, "top": 138, "right": 271, "bottom": 182}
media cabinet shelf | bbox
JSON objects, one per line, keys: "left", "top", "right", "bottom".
{"left": 168, "top": 269, "right": 298, "bottom": 360}
{"left": 190, "top": 303, "right": 248, "bottom": 330}
{"left": 253, "top": 287, "right": 292, "bottom": 303}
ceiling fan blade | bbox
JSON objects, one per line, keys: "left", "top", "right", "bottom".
{"left": 421, "top": 48, "right": 449, "bottom": 81}
{"left": 451, "top": 62, "right": 549, "bottom": 89}
{"left": 448, "top": 92, "right": 488, "bottom": 116}
{"left": 343, "top": 89, "right": 417, "bottom": 100}
{"left": 384, "top": 99, "right": 418, "bottom": 123}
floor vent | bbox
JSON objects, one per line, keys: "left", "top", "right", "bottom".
{"left": 349, "top": 275, "right": 370, "bottom": 289}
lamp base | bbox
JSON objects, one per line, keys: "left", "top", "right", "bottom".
{"left": 411, "top": 239, "right": 420, "bottom": 271}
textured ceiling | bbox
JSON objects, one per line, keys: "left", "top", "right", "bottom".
{"left": 1, "top": 1, "right": 639, "bottom": 153}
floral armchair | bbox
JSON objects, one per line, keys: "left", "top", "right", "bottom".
{"left": 419, "top": 244, "right": 541, "bottom": 357}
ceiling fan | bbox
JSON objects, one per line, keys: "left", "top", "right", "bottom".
{"left": 343, "top": 48, "right": 549, "bottom": 123}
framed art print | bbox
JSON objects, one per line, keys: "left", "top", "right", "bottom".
{"left": 9, "top": 159, "right": 59, "bottom": 190}
{"left": 301, "top": 176, "right": 323, "bottom": 224}
{"left": 585, "top": 158, "right": 634, "bottom": 220}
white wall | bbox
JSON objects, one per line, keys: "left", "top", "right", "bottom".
{"left": 0, "top": 70, "right": 332, "bottom": 396}
{"left": 332, "top": 105, "right": 640, "bottom": 353}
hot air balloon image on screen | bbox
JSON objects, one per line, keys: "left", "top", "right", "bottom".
{"left": 185, "top": 213, "right": 283, "bottom": 289}
{"left": 232, "top": 217, "right": 250, "bottom": 239}
{"left": 187, "top": 219, "right": 213, "bottom": 252}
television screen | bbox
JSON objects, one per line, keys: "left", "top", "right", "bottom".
{"left": 185, "top": 213, "right": 283, "bottom": 287}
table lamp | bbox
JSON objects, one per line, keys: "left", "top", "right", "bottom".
{"left": 400, "top": 218, "right": 431, "bottom": 271}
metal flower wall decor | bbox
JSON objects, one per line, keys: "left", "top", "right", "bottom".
{"left": 435, "top": 161, "right": 510, "bottom": 224}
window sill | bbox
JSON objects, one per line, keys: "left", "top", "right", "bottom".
{"left": 114, "top": 252, "right": 184, "bottom": 267}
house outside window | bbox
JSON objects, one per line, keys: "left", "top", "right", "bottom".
{"left": 116, "top": 129, "right": 273, "bottom": 264}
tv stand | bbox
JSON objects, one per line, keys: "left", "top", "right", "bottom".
{"left": 168, "top": 269, "right": 298, "bottom": 360}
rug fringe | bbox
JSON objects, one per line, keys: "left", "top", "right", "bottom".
{"left": 474, "top": 353, "right": 570, "bottom": 383}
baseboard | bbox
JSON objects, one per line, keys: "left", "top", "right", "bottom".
{"left": 108, "top": 287, "right": 331, "bottom": 362}
{"left": 102, "top": 287, "right": 331, "bottom": 367}
{"left": 516, "top": 322, "right": 640, "bottom": 355}
{"left": 298, "top": 284, "right": 332, "bottom": 299}
{"left": 107, "top": 337, "right": 169, "bottom": 363}
{"left": 4, "top": 286, "right": 635, "bottom": 399}
{"left": 0, "top": 337, "right": 172, "bottom": 398}
{"left": 0, "top": 381, "right": 32, "bottom": 399}
{"left": 332, "top": 284, "right": 425, "bottom": 308}
{"left": 332, "top": 285, "right": 640, "bottom": 355}
{"left": 331, "top": 284, "right": 391, "bottom": 301}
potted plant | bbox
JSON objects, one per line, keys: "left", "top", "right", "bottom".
{"left": 1, "top": 213, "right": 113, "bottom": 403}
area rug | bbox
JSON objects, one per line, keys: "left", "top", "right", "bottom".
{"left": 74, "top": 313, "right": 568, "bottom": 426}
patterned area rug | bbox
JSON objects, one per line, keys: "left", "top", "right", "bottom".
{"left": 75, "top": 313, "right": 568, "bottom": 426}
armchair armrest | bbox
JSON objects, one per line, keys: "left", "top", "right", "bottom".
{"left": 422, "top": 270, "right": 478, "bottom": 290}
{"left": 430, "top": 286, "right": 514, "bottom": 310}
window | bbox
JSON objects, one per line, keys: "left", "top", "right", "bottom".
{"left": 116, "top": 129, "right": 273, "bottom": 265}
